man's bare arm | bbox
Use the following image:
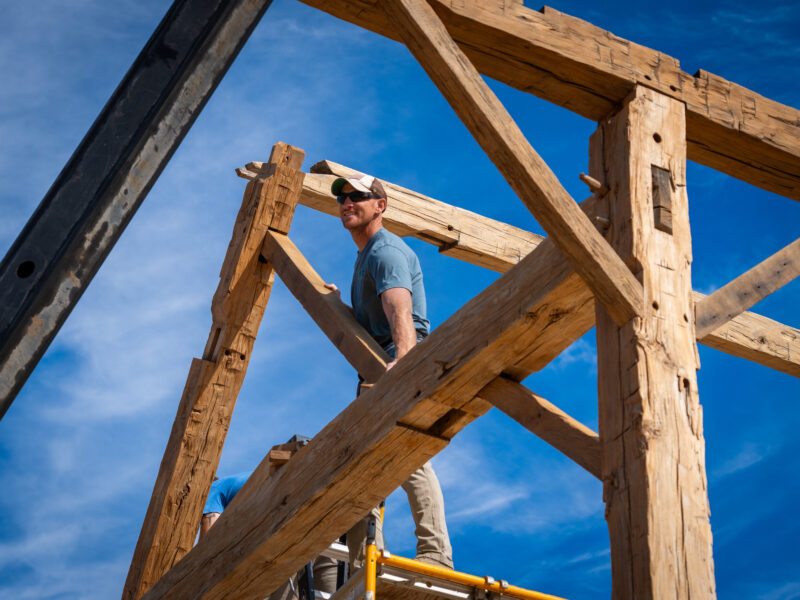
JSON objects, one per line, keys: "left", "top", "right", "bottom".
{"left": 199, "top": 512, "right": 220, "bottom": 540}
{"left": 381, "top": 287, "right": 417, "bottom": 370}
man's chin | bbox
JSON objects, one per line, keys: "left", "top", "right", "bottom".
{"left": 341, "top": 216, "right": 359, "bottom": 230}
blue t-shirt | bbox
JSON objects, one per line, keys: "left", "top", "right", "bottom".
{"left": 351, "top": 228, "right": 429, "bottom": 355}
{"left": 203, "top": 471, "right": 251, "bottom": 514}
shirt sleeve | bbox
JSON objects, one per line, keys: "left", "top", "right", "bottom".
{"left": 203, "top": 480, "right": 225, "bottom": 514}
{"left": 370, "top": 245, "right": 413, "bottom": 295}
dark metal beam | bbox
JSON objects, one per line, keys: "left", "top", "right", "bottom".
{"left": 0, "top": 0, "right": 273, "bottom": 419}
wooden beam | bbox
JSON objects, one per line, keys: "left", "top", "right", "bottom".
{"left": 122, "top": 143, "right": 305, "bottom": 600}
{"left": 239, "top": 160, "right": 544, "bottom": 272}
{"left": 298, "top": 0, "right": 800, "bottom": 200}
{"left": 264, "top": 229, "right": 600, "bottom": 476}
{"left": 696, "top": 294, "right": 800, "bottom": 378}
{"left": 383, "top": 0, "right": 643, "bottom": 326}
{"left": 140, "top": 205, "right": 600, "bottom": 600}
{"left": 592, "top": 87, "right": 715, "bottom": 598}
{"left": 695, "top": 238, "right": 800, "bottom": 338}
{"left": 262, "top": 231, "right": 390, "bottom": 382}
{"left": 477, "top": 376, "right": 601, "bottom": 479}
{"left": 244, "top": 162, "right": 797, "bottom": 378}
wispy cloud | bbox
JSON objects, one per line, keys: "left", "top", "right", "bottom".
{"left": 759, "top": 582, "right": 800, "bottom": 600}
{"left": 711, "top": 442, "right": 772, "bottom": 482}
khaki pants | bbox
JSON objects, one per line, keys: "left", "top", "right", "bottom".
{"left": 268, "top": 555, "right": 339, "bottom": 600}
{"left": 347, "top": 460, "right": 453, "bottom": 569}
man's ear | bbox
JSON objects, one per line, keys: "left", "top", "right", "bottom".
{"left": 378, "top": 197, "right": 388, "bottom": 213}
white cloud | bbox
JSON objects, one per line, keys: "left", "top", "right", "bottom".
{"left": 550, "top": 337, "right": 597, "bottom": 372}
{"left": 711, "top": 442, "right": 772, "bottom": 482}
{"left": 759, "top": 582, "right": 800, "bottom": 600}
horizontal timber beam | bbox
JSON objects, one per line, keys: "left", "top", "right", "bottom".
{"left": 477, "top": 376, "right": 601, "bottom": 479}
{"left": 695, "top": 238, "right": 800, "bottom": 338}
{"left": 239, "top": 162, "right": 800, "bottom": 378}
{"left": 241, "top": 159, "right": 543, "bottom": 272}
{"left": 695, "top": 292, "right": 800, "bottom": 378}
{"left": 298, "top": 0, "right": 800, "bottom": 200}
{"left": 383, "top": 0, "right": 643, "bottom": 326}
{"left": 141, "top": 202, "right": 598, "bottom": 600}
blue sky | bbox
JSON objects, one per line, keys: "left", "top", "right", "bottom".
{"left": 0, "top": 1, "right": 798, "bottom": 599}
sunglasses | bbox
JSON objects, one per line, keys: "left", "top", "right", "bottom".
{"left": 336, "top": 191, "right": 374, "bottom": 204}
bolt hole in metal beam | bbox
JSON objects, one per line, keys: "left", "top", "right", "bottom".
{"left": 0, "top": 0, "right": 275, "bottom": 419}
{"left": 16, "top": 261, "right": 35, "bottom": 279}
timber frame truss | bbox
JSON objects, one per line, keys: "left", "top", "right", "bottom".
{"left": 3, "top": 1, "right": 797, "bottom": 600}
{"left": 122, "top": 2, "right": 799, "bottom": 598}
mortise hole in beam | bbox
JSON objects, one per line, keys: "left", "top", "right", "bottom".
{"left": 651, "top": 165, "right": 673, "bottom": 235}
{"left": 653, "top": 133, "right": 662, "bottom": 143}
{"left": 203, "top": 327, "right": 222, "bottom": 361}
{"left": 652, "top": 301, "right": 659, "bottom": 310}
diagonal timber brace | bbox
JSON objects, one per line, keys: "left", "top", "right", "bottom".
{"left": 695, "top": 238, "right": 800, "bottom": 339}
{"left": 477, "top": 377, "right": 601, "bottom": 479}
{"left": 122, "top": 143, "right": 305, "bottom": 600}
{"left": 262, "top": 232, "right": 390, "bottom": 383}
{"left": 139, "top": 204, "right": 605, "bottom": 600}
{"left": 382, "top": 0, "right": 643, "bottom": 326}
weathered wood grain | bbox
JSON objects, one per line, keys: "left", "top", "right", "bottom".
{"left": 266, "top": 229, "right": 599, "bottom": 477}
{"left": 477, "top": 376, "right": 601, "bottom": 479}
{"left": 298, "top": 0, "right": 800, "bottom": 200}
{"left": 695, "top": 238, "right": 800, "bottom": 339}
{"left": 311, "top": 160, "right": 544, "bottom": 271}
{"left": 263, "top": 231, "right": 390, "bottom": 382}
{"left": 139, "top": 200, "right": 606, "bottom": 600}
{"left": 383, "top": 0, "right": 643, "bottom": 326}
{"left": 122, "top": 143, "right": 305, "bottom": 600}
{"left": 592, "top": 87, "right": 715, "bottom": 598}
{"left": 696, "top": 294, "right": 800, "bottom": 378}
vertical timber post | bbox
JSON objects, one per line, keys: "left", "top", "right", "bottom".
{"left": 591, "top": 87, "right": 716, "bottom": 598}
{"left": 122, "top": 142, "right": 305, "bottom": 600}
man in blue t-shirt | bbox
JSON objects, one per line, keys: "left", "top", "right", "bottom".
{"left": 324, "top": 173, "right": 453, "bottom": 569}
{"left": 200, "top": 471, "right": 338, "bottom": 600}
{"left": 199, "top": 472, "right": 250, "bottom": 537}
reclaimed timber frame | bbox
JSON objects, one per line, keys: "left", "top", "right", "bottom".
{"left": 88, "top": 1, "right": 796, "bottom": 599}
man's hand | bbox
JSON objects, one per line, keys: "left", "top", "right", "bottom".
{"left": 323, "top": 282, "right": 340, "bottom": 296}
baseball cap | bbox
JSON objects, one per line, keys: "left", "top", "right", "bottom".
{"left": 331, "top": 174, "right": 386, "bottom": 199}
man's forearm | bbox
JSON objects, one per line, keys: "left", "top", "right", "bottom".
{"left": 381, "top": 287, "right": 416, "bottom": 365}
{"left": 388, "top": 308, "right": 417, "bottom": 360}
{"left": 199, "top": 512, "right": 220, "bottom": 540}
